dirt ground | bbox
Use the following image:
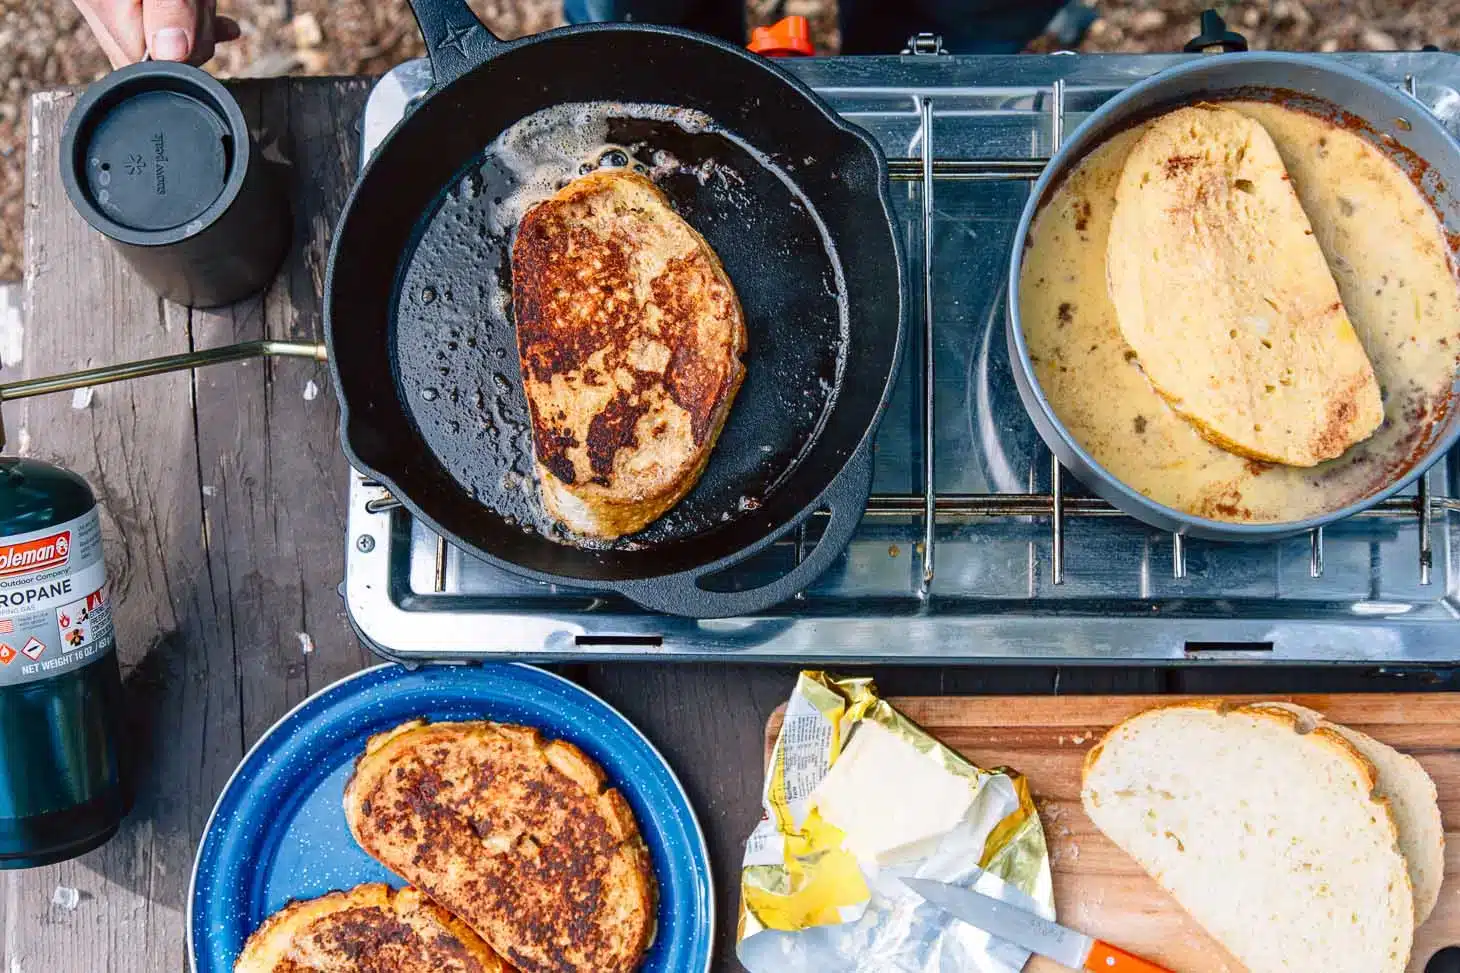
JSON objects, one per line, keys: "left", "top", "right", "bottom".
{"left": 3, "top": 0, "right": 1459, "bottom": 282}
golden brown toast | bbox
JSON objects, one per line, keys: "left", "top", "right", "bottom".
{"left": 1106, "top": 104, "right": 1383, "bottom": 467}
{"left": 512, "top": 168, "right": 747, "bottom": 539}
{"left": 343, "top": 720, "right": 656, "bottom": 973}
{"left": 233, "top": 883, "right": 509, "bottom": 973}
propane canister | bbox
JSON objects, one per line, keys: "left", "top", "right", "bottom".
{"left": 0, "top": 457, "right": 129, "bottom": 866}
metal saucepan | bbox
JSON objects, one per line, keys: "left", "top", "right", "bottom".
{"left": 324, "top": 0, "right": 904, "bottom": 616}
{"left": 1008, "top": 53, "right": 1460, "bottom": 541}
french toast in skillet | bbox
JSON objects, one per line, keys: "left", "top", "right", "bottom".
{"left": 512, "top": 168, "right": 746, "bottom": 539}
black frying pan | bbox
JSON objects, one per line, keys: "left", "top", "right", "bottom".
{"left": 324, "top": 0, "right": 903, "bottom": 617}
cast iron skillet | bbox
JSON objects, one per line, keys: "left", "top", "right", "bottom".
{"left": 325, "top": 0, "right": 903, "bottom": 616}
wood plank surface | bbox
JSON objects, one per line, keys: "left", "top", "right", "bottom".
{"left": 9, "top": 87, "right": 231, "bottom": 973}
{"left": 766, "top": 694, "right": 1460, "bottom": 973}
{"left": 189, "top": 77, "right": 373, "bottom": 753}
{"left": 263, "top": 78, "right": 375, "bottom": 696}
{"left": 10, "top": 79, "right": 368, "bottom": 973}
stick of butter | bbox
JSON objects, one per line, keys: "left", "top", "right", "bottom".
{"left": 809, "top": 720, "right": 975, "bottom": 866}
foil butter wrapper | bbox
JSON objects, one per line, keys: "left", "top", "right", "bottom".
{"left": 737, "top": 672, "right": 1054, "bottom": 973}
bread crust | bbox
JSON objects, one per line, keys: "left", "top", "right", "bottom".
{"left": 1082, "top": 698, "right": 1380, "bottom": 790}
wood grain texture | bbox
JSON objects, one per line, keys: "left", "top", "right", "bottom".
{"left": 189, "top": 79, "right": 371, "bottom": 752}
{"left": 9, "top": 79, "right": 368, "bottom": 973}
{"left": 766, "top": 694, "right": 1460, "bottom": 973}
{"left": 262, "top": 78, "right": 373, "bottom": 696}
{"left": 10, "top": 87, "right": 234, "bottom": 973}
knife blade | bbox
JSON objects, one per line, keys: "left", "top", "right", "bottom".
{"left": 902, "top": 877, "right": 1172, "bottom": 973}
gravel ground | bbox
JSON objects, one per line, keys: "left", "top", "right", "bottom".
{"left": 1070, "top": 0, "right": 1460, "bottom": 54}
{"left": 4, "top": 0, "right": 1460, "bottom": 282}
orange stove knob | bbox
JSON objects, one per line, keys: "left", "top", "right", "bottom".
{"left": 748, "top": 15, "right": 814, "bottom": 57}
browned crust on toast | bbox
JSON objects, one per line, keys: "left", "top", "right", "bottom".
{"left": 234, "top": 883, "right": 509, "bottom": 973}
{"left": 512, "top": 168, "right": 746, "bottom": 539}
{"left": 343, "top": 720, "right": 656, "bottom": 973}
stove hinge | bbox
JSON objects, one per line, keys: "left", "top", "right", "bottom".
{"left": 902, "top": 33, "right": 948, "bottom": 56}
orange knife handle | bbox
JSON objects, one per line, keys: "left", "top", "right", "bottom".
{"left": 1084, "top": 940, "right": 1173, "bottom": 973}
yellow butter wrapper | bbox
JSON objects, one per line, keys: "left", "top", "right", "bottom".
{"left": 737, "top": 673, "right": 1054, "bottom": 970}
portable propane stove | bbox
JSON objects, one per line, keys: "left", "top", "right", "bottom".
{"left": 343, "top": 46, "right": 1460, "bottom": 663}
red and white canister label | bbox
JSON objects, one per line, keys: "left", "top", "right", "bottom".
{"left": 0, "top": 510, "right": 114, "bottom": 686}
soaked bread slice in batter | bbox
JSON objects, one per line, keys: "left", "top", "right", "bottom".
{"left": 1106, "top": 104, "right": 1383, "bottom": 466}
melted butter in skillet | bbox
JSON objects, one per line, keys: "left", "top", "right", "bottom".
{"left": 396, "top": 102, "right": 848, "bottom": 548}
{"left": 1020, "top": 102, "right": 1460, "bottom": 522}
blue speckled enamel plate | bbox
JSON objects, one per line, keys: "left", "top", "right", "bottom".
{"left": 188, "top": 663, "right": 713, "bottom": 972}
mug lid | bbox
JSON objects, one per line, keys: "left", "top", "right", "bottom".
{"left": 60, "top": 62, "right": 249, "bottom": 246}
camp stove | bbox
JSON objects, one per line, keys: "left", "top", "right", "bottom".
{"left": 343, "top": 47, "right": 1460, "bottom": 663}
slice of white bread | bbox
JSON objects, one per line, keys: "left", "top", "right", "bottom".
{"left": 1082, "top": 700, "right": 1413, "bottom": 973}
{"left": 1252, "top": 701, "right": 1443, "bottom": 925}
{"left": 1106, "top": 104, "right": 1383, "bottom": 466}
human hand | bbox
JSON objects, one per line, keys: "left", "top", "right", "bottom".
{"left": 73, "top": 0, "right": 242, "bottom": 68}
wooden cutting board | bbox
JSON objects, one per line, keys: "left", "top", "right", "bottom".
{"left": 765, "top": 694, "right": 1460, "bottom": 973}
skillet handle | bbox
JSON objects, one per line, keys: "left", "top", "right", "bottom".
{"left": 614, "top": 447, "right": 873, "bottom": 619}
{"left": 406, "top": 0, "right": 505, "bottom": 88}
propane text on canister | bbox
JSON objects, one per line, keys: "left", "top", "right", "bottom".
{"left": 0, "top": 458, "right": 129, "bottom": 867}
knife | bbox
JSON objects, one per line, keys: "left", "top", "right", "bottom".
{"left": 903, "top": 877, "right": 1172, "bottom": 973}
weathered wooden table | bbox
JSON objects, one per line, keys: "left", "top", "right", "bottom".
{"left": 7, "top": 78, "right": 1448, "bottom": 973}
